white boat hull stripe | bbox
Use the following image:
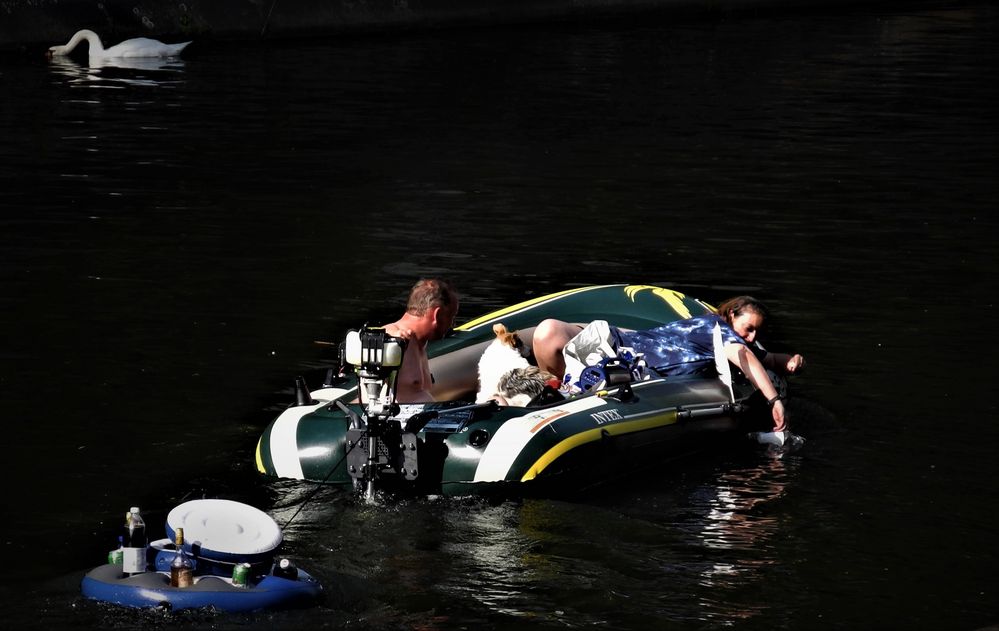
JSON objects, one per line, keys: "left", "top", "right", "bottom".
{"left": 473, "top": 396, "right": 607, "bottom": 482}
{"left": 269, "top": 405, "right": 318, "bottom": 479}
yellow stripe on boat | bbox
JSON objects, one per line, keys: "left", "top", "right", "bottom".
{"left": 623, "top": 285, "right": 693, "bottom": 319}
{"left": 520, "top": 411, "right": 679, "bottom": 482}
{"left": 255, "top": 437, "right": 266, "bottom": 474}
{"left": 456, "top": 285, "right": 616, "bottom": 331}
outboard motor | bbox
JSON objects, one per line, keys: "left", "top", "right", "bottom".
{"left": 342, "top": 328, "right": 418, "bottom": 500}
{"left": 345, "top": 327, "right": 404, "bottom": 420}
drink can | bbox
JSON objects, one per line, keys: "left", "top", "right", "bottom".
{"left": 232, "top": 562, "right": 251, "bottom": 587}
{"left": 108, "top": 548, "right": 123, "bottom": 566}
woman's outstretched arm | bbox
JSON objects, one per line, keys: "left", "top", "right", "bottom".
{"left": 725, "top": 343, "right": 787, "bottom": 431}
{"left": 762, "top": 351, "right": 806, "bottom": 375}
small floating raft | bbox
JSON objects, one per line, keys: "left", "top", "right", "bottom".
{"left": 81, "top": 499, "right": 322, "bottom": 612}
{"left": 81, "top": 563, "right": 322, "bottom": 612}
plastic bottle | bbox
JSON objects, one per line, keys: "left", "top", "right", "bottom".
{"left": 121, "top": 507, "right": 147, "bottom": 575}
{"left": 169, "top": 527, "right": 194, "bottom": 588}
{"left": 749, "top": 430, "right": 787, "bottom": 447}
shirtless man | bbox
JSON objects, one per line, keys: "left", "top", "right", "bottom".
{"left": 382, "top": 278, "right": 459, "bottom": 403}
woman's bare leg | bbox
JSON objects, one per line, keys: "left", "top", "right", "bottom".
{"left": 532, "top": 319, "right": 582, "bottom": 378}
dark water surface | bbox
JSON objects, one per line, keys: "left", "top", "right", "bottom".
{"left": 1, "top": 2, "right": 997, "bottom": 629}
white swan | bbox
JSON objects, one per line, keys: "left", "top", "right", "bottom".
{"left": 48, "top": 29, "right": 191, "bottom": 60}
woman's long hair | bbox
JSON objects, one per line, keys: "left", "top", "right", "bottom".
{"left": 716, "top": 296, "right": 770, "bottom": 327}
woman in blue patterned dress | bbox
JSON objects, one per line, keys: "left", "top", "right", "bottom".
{"left": 532, "top": 296, "right": 805, "bottom": 432}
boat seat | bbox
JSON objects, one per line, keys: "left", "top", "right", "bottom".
{"left": 429, "top": 325, "right": 538, "bottom": 402}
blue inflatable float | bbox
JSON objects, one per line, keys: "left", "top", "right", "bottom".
{"left": 81, "top": 499, "right": 322, "bottom": 612}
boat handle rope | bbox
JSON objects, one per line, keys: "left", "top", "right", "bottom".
{"left": 261, "top": 0, "right": 280, "bottom": 37}
{"left": 280, "top": 400, "right": 365, "bottom": 530}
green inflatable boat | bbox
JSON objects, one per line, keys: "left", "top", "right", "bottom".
{"left": 255, "top": 284, "right": 778, "bottom": 497}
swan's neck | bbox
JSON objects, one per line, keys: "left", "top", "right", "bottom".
{"left": 51, "top": 29, "right": 104, "bottom": 56}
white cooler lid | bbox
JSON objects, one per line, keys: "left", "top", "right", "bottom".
{"left": 166, "top": 499, "right": 282, "bottom": 556}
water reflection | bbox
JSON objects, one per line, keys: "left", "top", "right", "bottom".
{"left": 439, "top": 500, "right": 543, "bottom": 620}
{"left": 698, "top": 458, "right": 787, "bottom": 556}
{"left": 47, "top": 55, "right": 186, "bottom": 88}
{"left": 698, "top": 459, "right": 791, "bottom": 553}
{"left": 683, "top": 457, "right": 795, "bottom": 623}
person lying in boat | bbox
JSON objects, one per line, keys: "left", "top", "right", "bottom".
{"left": 531, "top": 296, "right": 805, "bottom": 432}
{"left": 382, "top": 278, "right": 460, "bottom": 403}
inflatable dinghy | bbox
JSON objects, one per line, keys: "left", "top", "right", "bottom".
{"left": 81, "top": 499, "right": 322, "bottom": 612}
{"left": 256, "top": 284, "right": 787, "bottom": 497}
